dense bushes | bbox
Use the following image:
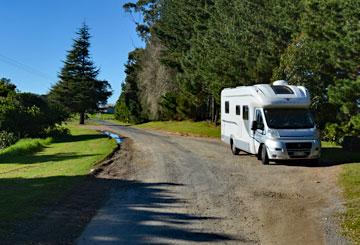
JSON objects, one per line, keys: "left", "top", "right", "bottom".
{"left": 323, "top": 78, "right": 360, "bottom": 142}
{"left": 118, "top": 0, "right": 359, "bottom": 141}
{"left": 0, "top": 78, "right": 68, "bottom": 148}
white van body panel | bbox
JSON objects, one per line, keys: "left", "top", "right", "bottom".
{"left": 221, "top": 81, "right": 320, "bottom": 161}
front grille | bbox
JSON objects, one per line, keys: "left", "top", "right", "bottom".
{"left": 286, "top": 142, "right": 312, "bottom": 149}
{"left": 286, "top": 142, "right": 312, "bottom": 158}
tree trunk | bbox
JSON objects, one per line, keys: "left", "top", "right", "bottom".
{"left": 211, "top": 96, "right": 215, "bottom": 123}
{"left": 214, "top": 108, "right": 219, "bottom": 126}
{"left": 79, "top": 112, "right": 85, "bottom": 125}
{"left": 208, "top": 96, "right": 211, "bottom": 120}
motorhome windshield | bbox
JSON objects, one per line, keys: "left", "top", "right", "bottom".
{"left": 264, "top": 109, "right": 315, "bottom": 129}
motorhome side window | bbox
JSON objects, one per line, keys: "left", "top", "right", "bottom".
{"left": 225, "top": 101, "right": 229, "bottom": 114}
{"left": 236, "top": 105, "right": 241, "bottom": 115}
{"left": 242, "top": 106, "right": 249, "bottom": 120}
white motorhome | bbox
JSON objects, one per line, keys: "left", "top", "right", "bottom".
{"left": 221, "top": 80, "right": 320, "bottom": 164}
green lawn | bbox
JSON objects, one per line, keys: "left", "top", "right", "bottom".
{"left": 133, "top": 120, "right": 220, "bottom": 138}
{"left": 337, "top": 153, "right": 360, "bottom": 244}
{"left": 0, "top": 124, "right": 117, "bottom": 235}
{"left": 341, "top": 162, "right": 360, "bottom": 244}
{"left": 322, "top": 142, "right": 360, "bottom": 244}
{"left": 88, "top": 113, "right": 116, "bottom": 121}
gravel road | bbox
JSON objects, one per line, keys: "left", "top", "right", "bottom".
{"left": 77, "top": 121, "right": 349, "bottom": 245}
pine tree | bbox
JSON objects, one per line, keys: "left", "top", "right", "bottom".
{"left": 49, "top": 23, "right": 112, "bottom": 124}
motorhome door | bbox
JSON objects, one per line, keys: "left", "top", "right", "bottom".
{"left": 253, "top": 109, "right": 265, "bottom": 153}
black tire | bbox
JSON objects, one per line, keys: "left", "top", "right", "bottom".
{"left": 257, "top": 147, "right": 262, "bottom": 160}
{"left": 261, "top": 145, "right": 269, "bottom": 165}
{"left": 231, "top": 140, "right": 240, "bottom": 155}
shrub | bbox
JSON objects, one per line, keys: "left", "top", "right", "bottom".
{"left": 322, "top": 123, "right": 343, "bottom": 143}
{"left": 344, "top": 114, "right": 360, "bottom": 136}
{"left": 0, "top": 131, "right": 18, "bottom": 149}
{"left": 43, "top": 126, "right": 70, "bottom": 138}
{"left": 323, "top": 115, "right": 360, "bottom": 144}
{"left": 0, "top": 90, "right": 69, "bottom": 138}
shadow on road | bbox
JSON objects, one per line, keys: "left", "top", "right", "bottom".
{"left": 2, "top": 176, "right": 241, "bottom": 244}
{"left": 78, "top": 180, "right": 241, "bottom": 244}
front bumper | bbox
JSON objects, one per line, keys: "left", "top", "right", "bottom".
{"left": 265, "top": 139, "right": 321, "bottom": 160}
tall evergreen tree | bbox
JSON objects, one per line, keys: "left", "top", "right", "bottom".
{"left": 49, "top": 23, "right": 112, "bottom": 124}
{"left": 115, "top": 49, "right": 144, "bottom": 123}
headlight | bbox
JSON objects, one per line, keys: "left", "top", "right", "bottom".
{"left": 267, "top": 129, "right": 280, "bottom": 139}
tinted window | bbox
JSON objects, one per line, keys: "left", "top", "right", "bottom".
{"left": 236, "top": 105, "right": 241, "bottom": 115}
{"left": 243, "top": 106, "right": 249, "bottom": 120}
{"left": 264, "top": 109, "right": 315, "bottom": 129}
{"left": 225, "top": 101, "right": 229, "bottom": 114}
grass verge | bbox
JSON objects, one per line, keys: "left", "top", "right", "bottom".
{"left": 339, "top": 156, "right": 360, "bottom": 244}
{"left": 322, "top": 142, "right": 360, "bottom": 244}
{"left": 341, "top": 162, "right": 360, "bottom": 244}
{"left": 133, "top": 120, "right": 220, "bottom": 138}
{"left": 0, "top": 123, "right": 117, "bottom": 236}
{"left": 0, "top": 138, "right": 52, "bottom": 160}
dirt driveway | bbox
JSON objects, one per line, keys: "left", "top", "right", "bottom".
{"left": 77, "top": 121, "right": 349, "bottom": 244}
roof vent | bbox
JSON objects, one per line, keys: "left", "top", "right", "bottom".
{"left": 271, "top": 80, "right": 294, "bottom": 95}
{"left": 273, "top": 80, "right": 288, "bottom": 86}
{"left": 271, "top": 85, "right": 294, "bottom": 94}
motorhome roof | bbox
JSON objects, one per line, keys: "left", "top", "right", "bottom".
{"left": 221, "top": 82, "right": 311, "bottom": 108}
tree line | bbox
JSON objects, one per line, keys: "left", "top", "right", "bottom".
{"left": 0, "top": 23, "right": 112, "bottom": 148}
{"left": 116, "top": 0, "right": 359, "bottom": 141}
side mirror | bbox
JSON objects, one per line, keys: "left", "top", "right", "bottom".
{"left": 251, "top": 121, "right": 258, "bottom": 131}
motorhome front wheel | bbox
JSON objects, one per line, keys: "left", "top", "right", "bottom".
{"left": 261, "top": 146, "right": 269, "bottom": 165}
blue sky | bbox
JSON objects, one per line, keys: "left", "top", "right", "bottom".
{"left": 0, "top": 0, "right": 143, "bottom": 104}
